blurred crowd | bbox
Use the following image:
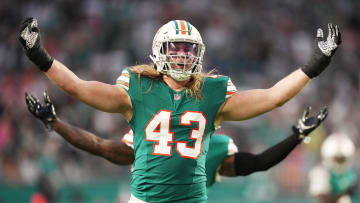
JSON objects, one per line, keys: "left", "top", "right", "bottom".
{"left": 1, "top": 0, "right": 360, "bottom": 201}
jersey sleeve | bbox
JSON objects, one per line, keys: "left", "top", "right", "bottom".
{"left": 206, "top": 134, "right": 237, "bottom": 187}
{"left": 116, "top": 69, "right": 130, "bottom": 91}
{"left": 121, "top": 130, "right": 134, "bottom": 149}
{"left": 227, "top": 137, "right": 238, "bottom": 156}
{"left": 226, "top": 77, "right": 237, "bottom": 99}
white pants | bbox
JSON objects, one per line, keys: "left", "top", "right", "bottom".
{"left": 128, "top": 194, "right": 149, "bottom": 203}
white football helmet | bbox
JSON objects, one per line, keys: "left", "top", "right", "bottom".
{"left": 321, "top": 133, "right": 355, "bottom": 174}
{"left": 150, "top": 20, "right": 205, "bottom": 81}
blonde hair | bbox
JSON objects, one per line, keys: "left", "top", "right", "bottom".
{"left": 130, "top": 64, "right": 206, "bottom": 100}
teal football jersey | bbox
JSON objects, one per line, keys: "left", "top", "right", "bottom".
{"left": 310, "top": 165, "right": 358, "bottom": 200}
{"left": 205, "top": 135, "right": 238, "bottom": 188}
{"left": 329, "top": 169, "right": 357, "bottom": 195}
{"left": 122, "top": 133, "right": 238, "bottom": 189}
{"left": 117, "top": 69, "right": 236, "bottom": 202}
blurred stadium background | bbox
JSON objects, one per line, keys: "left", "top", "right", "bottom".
{"left": 1, "top": 0, "right": 359, "bottom": 202}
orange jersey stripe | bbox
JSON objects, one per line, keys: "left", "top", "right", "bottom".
{"left": 117, "top": 81, "right": 129, "bottom": 87}
{"left": 179, "top": 20, "right": 187, "bottom": 35}
{"left": 226, "top": 91, "right": 235, "bottom": 95}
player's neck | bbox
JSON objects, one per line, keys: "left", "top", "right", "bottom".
{"left": 163, "top": 75, "right": 190, "bottom": 92}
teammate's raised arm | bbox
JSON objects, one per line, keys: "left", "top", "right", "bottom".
{"left": 218, "top": 106, "right": 328, "bottom": 176}
{"left": 25, "top": 92, "right": 134, "bottom": 165}
{"left": 19, "top": 18, "right": 132, "bottom": 117}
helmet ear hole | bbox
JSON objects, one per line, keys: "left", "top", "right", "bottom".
{"left": 160, "top": 43, "right": 167, "bottom": 54}
{"left": 191, "top": 66, "right": 197, "bottom": 73}
{"left": 164, "top": 63, "right": 170, "bottom": 71}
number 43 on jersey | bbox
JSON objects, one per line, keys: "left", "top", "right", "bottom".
{"left": 145, "top": 110, "right": 207, "bottom": 159}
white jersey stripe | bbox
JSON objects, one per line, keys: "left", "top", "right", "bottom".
{"left": 227, "top": 86, "right": 237, "bottom": 92}
{"left": 117, "top": 83, "right": 129, "bottom": 91}
{"left": 122, "top": 130, "right": 134, "bottom": 149}
{"left": 226, "top": 78, "right": 237, "bottom": 99}
{"left": 227, "top": 137, "right": 238, "bottom": 156}
{"left": 118, "top": 75, "right": 130, "bottom": 83}
{"left": 116, "top": 69, "right": 130, "bottom": 91}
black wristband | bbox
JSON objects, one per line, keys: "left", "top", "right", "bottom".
{"left": 26, "top": 46, "right": 53, "bottom": 72}
{"left": 301, "top": 52, "right": 331, "bottom": 78}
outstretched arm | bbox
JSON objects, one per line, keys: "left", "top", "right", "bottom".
{"left": 19, "top": 18, "right": 132, "bottom": 119}
{"left": 53, "top": 119, "right": 134, "bottom": 165}
{"left": 25, "top": 92, "right": 134, "bottom": 165}
{"left": 46, "top": 60, "right": 132, "bottom": 116}
{"left": 219, "top": 69, "right": 310, "bottom": 121}
{"left": 218, "top": 24, "right": 341, "bottom": 122}
{"left": 219, "top": 106, "right": 328, "bottom": 176}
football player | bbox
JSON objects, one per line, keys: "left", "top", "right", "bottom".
{"left": 26, "top": 92, "right": 328, "bottom": 190}
{"left": 20, "top": 18, "right": 340, "bottom": 202}
{"left": 309, "top": 133, "right": 358, "bottom": 203}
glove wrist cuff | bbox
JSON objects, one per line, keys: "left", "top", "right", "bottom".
{"left": 298, "top": 133, "right": 306, "bottom": 140}
{"left": 43, "top": 116, "right": 57, "bottom": 131}
{"left": 302, "top": 52, "right": 331, "bottom": 78}
{"left": 26, "top": 46, "right": 54, "bottom": 72}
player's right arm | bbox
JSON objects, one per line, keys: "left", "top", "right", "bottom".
{"left": 19, "top": 18, "right": 132, "bottom": 119}
{"left": 25, "top": 92, "right": 135, "bottom": 165}
{"left": 219, "top": 106, "right": 328, "bottom": 176}
{"left": 46, "top": 60, "right": 132, "bottom": 116}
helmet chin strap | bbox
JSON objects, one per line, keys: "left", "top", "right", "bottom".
{"left": 149, "top": 54, "right": 155, "bottom": 63}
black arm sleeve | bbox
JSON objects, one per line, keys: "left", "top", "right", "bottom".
{"left": 234, "top": 132, "right": 301, "bottom": 176}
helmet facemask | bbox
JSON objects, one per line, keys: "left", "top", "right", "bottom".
{"left": 150, "top": 20, "right": 205, "bottom": 81}
{"left": 161, "top": 41, "right": 204, "bottom": 81}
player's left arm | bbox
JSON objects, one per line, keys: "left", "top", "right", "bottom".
{"left": 25, "top": 92, "right": 134, "bottom": 165}
{"left": 219, "top": 70, "right": 310, "bottom": 122}
{"left": 218, "top": 24, "right": 341, "bottom": 122}
{"left": 219, "top": 106, "right": 328, "bottom": 176}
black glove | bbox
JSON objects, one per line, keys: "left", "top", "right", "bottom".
{"left": 19, "top": 17, "right": 53, "bottom": 72}
{"left": 302, "top": 23, "right": 342, "bottom": 78}
{"left": 25, "top": 91, "right": 57, "bottom": 129}
{"left": 292, "top": 106, "right": 328, "bottom": 142}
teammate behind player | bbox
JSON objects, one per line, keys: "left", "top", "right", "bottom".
{"left": 26, "top": 92, "right": 328, "bottom": 188}
{"left": 20, "top": 18, "right": 341, "bottom": 202}
{"left": 309, "top": 133, "right": 358, "bottom": 203}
